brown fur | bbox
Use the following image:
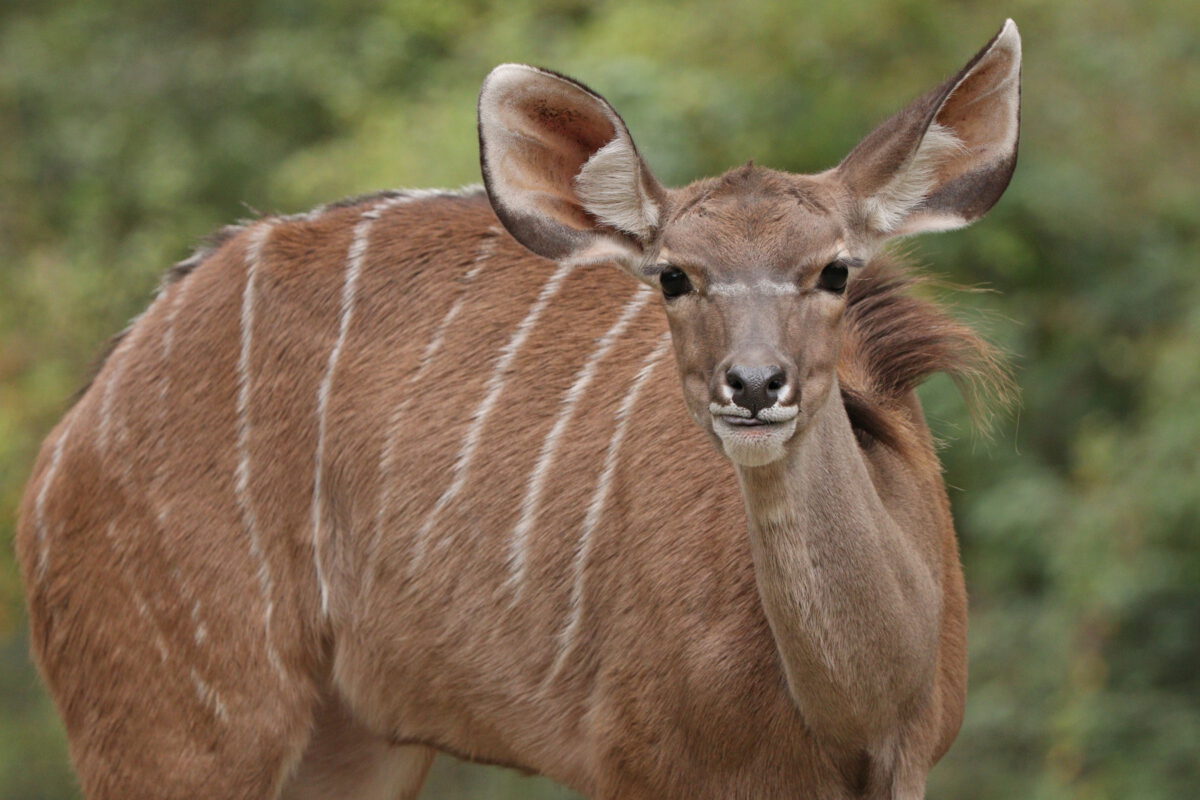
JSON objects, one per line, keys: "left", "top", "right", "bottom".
{"left": 15, "top": 191, "right": 983, "bottom": 800}
{"left": 840, "top": 258, "right": 1011, "bottom": 451}
{"left": 17, "top": 22, "right": 1021, "bottom": 800}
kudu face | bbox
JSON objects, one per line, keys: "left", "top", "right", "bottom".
{"left": 479, "top": 23, "right": 1021, "bottom": 466}
{"left": 652, "top": 172, "right": 858, "bottom": 465}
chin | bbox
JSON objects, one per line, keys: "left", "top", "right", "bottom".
{"left": 712, "top": 417, "right": 799, "bottom": 467}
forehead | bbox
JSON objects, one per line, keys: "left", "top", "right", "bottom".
{"left": 661, "top": 167, "right": 845, "bottom": 277}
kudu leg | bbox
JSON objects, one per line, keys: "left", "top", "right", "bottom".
{"left": 24, "top": 471, "right": 319, "bottom": 798}
{"left": 49, "top": 612, "right": 317, "bottom": 800}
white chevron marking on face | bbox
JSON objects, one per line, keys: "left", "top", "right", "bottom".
{"left": 707, "top": 281, "right": 800, "bottom": 297}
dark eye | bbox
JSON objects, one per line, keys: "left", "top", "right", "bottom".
{"left": 818, "top": 262, "right": 848, "bottom": 293}
{"left": 660, "top": 266, "right": 693, "bottom": 299}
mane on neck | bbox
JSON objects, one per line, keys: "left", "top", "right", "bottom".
{"left": 838, "top": 253, "right": 1011, "bottom": 455}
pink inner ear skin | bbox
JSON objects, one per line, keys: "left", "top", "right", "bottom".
{"left": 935, "top": 48, "right": 1020, "bottom": 178}
{"left": 505, "top": 85, "right": 617, "bottom": 153}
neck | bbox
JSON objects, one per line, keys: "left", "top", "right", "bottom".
{"left": 736, "top": 384, "right": 868, "bottom": 526}
{"left": 733, "top": 380, "right": 941, "bottom": 759}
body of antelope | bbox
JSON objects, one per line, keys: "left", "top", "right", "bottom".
{"left": 18, "top": 21, "right": 1021, "bottom": 800}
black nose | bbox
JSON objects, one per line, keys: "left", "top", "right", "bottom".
{"left": 725, "top": 365, "right": 788, "bottom": 416}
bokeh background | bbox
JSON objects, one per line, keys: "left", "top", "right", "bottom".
{"left": 2, "top": 0, "right": 1197, "bottom": 797}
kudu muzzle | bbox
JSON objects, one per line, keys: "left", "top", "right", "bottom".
{"left": 715, "top": 343, "right": 796, "bottom": 416}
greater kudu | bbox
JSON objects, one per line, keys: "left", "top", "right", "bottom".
{"left": 18, "top": 20, "right": 1020, "bottom": 800}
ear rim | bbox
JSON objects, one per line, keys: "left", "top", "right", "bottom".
{"left": 477, "top": 63, "right": 666, "bottom": 266}
{"left": 837, "top": 19, "right": 1022, "bottom": 238}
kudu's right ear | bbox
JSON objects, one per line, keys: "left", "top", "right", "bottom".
{"left": 479, "top": 64, "right": 665, "bottom": 273}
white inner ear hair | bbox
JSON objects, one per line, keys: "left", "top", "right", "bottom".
{"left": 863, "top": 121, "right": 966, "bottom": 233}
{"left": 575, "top": 137, "right": 660, "bottom": 240}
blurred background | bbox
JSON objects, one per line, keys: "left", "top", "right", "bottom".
{"left": 1, "top": 0, "right": 1197, "bottom": 797}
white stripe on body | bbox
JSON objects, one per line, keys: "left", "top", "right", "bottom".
{"left": 96, "top": 330, "right": 134, "bottom": 455}
{"left": 145, "top": 267, "right": 230, "bottom": 718}
{"left": 364, "top": 227, "right": 501, "bottom": 599}
{"left": 150, "top": 273, "right": 193, "bottom": 499}
{"left": 136, "top": 274, "right": 223, "bottom": 671}
{"left": 505, "top": 285, "right": 654, "bottom": 593}
{"left": 132, "top": 588, "right": 171, "bottom": 664}
{"left": 97, "top": 290, "right": 172, "bottom": 455}
{"left": 234, "top": 222, "right": 288, "bottom": 682}
{"left": 32, "top": 413, "right": 79, "bottom": 580}
{"left": 191, "top": 597, "right": 208, "bottom": 644}
{"left": 156, "top": 274, "right": 192, "bottom": 400}
{"left": 106, "top": 522, "right": 229, "bottom": 722}
{"left": 283, "top": 184, "right": 482, "bottom": 225}
{"left": 366, "top": 185, "right": 483, "bottom": 203}
{"left": 310, "top": 194, "right": 430, "bottom": 616}
{"left": 162, "top": 557, "right": 212, "bottom": 657}
{"left": 188, "top": 667, "right": 229, "bottom": 723}
{"left": 543, "top": 332, "right": 673, "bottom": 686}
{"left": 410, "top": 258, "right": 577, "bottom": 570}
{"left": 34, "top": 256, "right": 175, "bottom": 578}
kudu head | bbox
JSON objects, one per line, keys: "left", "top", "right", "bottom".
{"left": 479, "top": 21, "right": 1020, "bottom": 467}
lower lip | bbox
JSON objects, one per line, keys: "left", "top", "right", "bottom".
{"left": 711, "top": 414, "right": 799, "bottom": 466}
{"left": 713, "top": 417, "right": 789, "bottom": 433}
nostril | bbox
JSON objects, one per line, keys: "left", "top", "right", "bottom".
{"left": 765, "top": 368, "right": 788, "bottom": 397}
{"left": 725, "top": 364, "right": 788, "bottom": 414}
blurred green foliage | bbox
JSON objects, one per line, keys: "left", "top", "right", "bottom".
{"left": 2, "top": 0, "right": 1197, "bottom": 797}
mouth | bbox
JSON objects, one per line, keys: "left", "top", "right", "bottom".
{"left": 719, "top": 416, "right": 773, "bottom": 427}
{"left": 708, "top": 403, "right": 799, "bottom": 466}
{"left": 709, "top": 402, "right": 799, "bottom": 426}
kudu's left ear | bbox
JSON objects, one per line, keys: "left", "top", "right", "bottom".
{"left": 478, "top": 64, "right": 666, "bottom": 272}
{"left": 837, "top": 19, "right": 1022, "bottom": 238}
